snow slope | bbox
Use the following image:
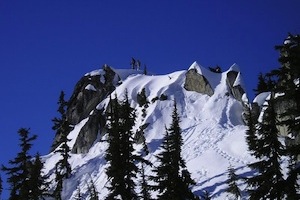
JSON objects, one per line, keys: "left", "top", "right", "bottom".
{"left": 43, "top": 63, "right": 255, "bottom": 199}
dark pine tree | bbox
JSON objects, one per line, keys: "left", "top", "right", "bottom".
{"left": 54, "top": 120, "right": 72, "bottom": 179}
{"left": 247, "top": 95, "right": 285, "bottom": 200}
{"left": 1, "top": 128, "right": 37, "bottom": 200}
{"left": 150, "top": 126, "right": 172, "bottom": 198}
{"left": 105, "top": 95, "right": 123, "bottom": 199}
{"left": 254, "top": 73, "right": 269, "bottom": 96}
{"left": 52, "top": 91, "right": 69, "bottom": 150}
{"left": 152, "top": 102, "right": 198, "bottom": 200}
{"left": 105, "top": 92, "right": 138, "bottom": 200}
{"left": 28, "top": 153, "right": 50, "bottom": 200}
{"left": 87, "top": 178, "right": 99, "bottom": 200}
{"left": 244, "top": 104, "right": 259, "bottom": 153}
{"left": 226, "top": 165, "right": 241, "bottom": 199}
{"left": 130, "top": 57, "right": 136, "bottom": 69}
{"left": 119, "top": 91, "right": 138, "bottom": 199}
{"left": 143, "top": 64, "right": 147, "bottom": 75}
{"left": 271, "top": 34, "right": 300, "bottom": 198}
{"left": 53, "top": 123, "right": 72, "bottom": 200}
{"left": 271, "top": 34, "right": 300, "bottom": 92}
{"left": 74, "top": 183, "right": 82, "bottom": 200}
{"left": 136, "top": 59, "right": 141, "bottom": 70}
{"left": 139, "top": 163, "right": 152, "bottom": 200}
{"left": 51, "top": 90, "right": 72, "bottom": 199}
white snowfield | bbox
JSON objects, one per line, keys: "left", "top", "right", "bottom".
{"left": 43, "top": 62, "right": 257, "bottom": 199}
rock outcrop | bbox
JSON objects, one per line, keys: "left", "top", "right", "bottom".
{"left": 67, "top": 65, "right": 116, "bottom": 125}
{"left": 71, "top": 108, "right": 106, "bottom": 154}
{"left": 274, "top": 96, "right": 297, "bottom": 138}
{"left": 226, "top": 70, "right": 245, "bottom": 102}
{"left": 52, "top": 62, "right": 249, "bottom": 154}
{"left": 184, "top": 62, "right": 246, "bottom": 102}
{"left": 68, "top": 66, "right": 118, "bottom": 154}
{"left": 184, "top": 68, "right": 214, "bottom": 96}
{"left": 51, "top": 65, "right": 118, "bottom": 153}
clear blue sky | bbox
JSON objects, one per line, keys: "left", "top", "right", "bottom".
{"left": 0, "top": 0, "right": 299, "bottom": 197}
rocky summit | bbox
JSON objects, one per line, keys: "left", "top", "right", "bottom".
{"left": 43, "top": 61, "right": 289, "bottom": 199}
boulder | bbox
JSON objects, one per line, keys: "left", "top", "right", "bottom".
{"left": 184, "top": 68, "right": 214, "bottom": 96}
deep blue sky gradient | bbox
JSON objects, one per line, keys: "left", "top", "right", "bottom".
{"left": 0, "top": 0, "right": 300, "bottom": 197}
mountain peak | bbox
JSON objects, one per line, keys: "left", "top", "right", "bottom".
{"left": 228, "top": 63, "right": 240, "bottom": 72}
{"left": 188, "top": 61, "right": 212, "bottom": 77}
{"left": 188, "top": 61, "right": 202, "bottom": 71}
{"left": 45, "top": 62, "right": 252, "bottom": 199}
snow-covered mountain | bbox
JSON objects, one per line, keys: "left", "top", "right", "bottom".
{"left": 43, "top": 62, "right": 256, "bottom": 199}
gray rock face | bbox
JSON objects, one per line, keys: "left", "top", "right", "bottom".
{"left": 67, "top": 66, "right": 116, "bottom": 125}
{"left": 274, "top": 98, "right": 296, "bottom": 136}
{"left": 51, "top": 65, "right": 117, "bottom": 153}
{"left": 58, "top": 64, "right": 249, "bottom": 154}
{"left": 68, "top": 66, "right": 117, "bottom": 154}
{"left": 225, "top": 71, "right": 248, "bottom": 126}
{"left": 184, "top": 67, "right": 246, "bottom": 102}
{"left": 184, "top": 68, "right": 214, "bottom": 96}
{"left": 226, "top": 71, "right": 245, "bottom": 102}
{"left": 71, "top": 108, "right": 106, "bottom": 154}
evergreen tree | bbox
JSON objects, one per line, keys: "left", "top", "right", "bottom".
{"left": 265, "top": 33, "right": 300, "bottom": 198}
{"left": 53, "top": 125, "right": 72, "bottom": 200}
{"left": 254, "top": 73, "right": 269, "bottom": 96}
{"left": 28, "top": 153, "right": 50, "bottom": 200}
{"left": 151, "top": 102, "right": 198, "bottom": 200}
{"left": 105, "top": 92, "right": 139, "bottom": 199}
{"left": 105, "top": 95, "right": 122, "bottom": 199}
{"left": 53, "top": 177, "right": 63, "bottom": 200}
{"left": 87, "top": 178, "right": 99, "bottom": 200}
{"left": 51, "top": 90, "right": 72, "bottom": 199}
{"left": 74, "top": 183, "right": 82, "bottom": 200}
{"left": 274, "top": 34, "right": 300, "bottom": 198}
{"left": 150, "top": 126, "right": 172, "bottom": 198}
{"left": 139, "top": 163, "right": 152, "bottom": 200}
{"left": 130, "top": 57, "right": 136, "bottom": 69}
{"left": 136, "top": 124, "right": 150, "bottom": 156}
{"left": 246, "top": 95, "right": 285, "bottom": 199}
{"left": 1, "top": 128, "right": 37, "bottom": 200}
{"left": 136, "top": 60, "right": 141, "bottom": 70}
{"left": 119, "top": 92, "right": 139, "bottom": 200}
{"left": 244, "top": 104, "right": 259, "bottom": 153}
{"left": 143, "top": 64, "right": 147, "bottom": 75}
{"left": 54, "top": 120, "right": 72, "bottom": 179}
{"left": 271, "top": 34, "right": 300, "bottom": 91}
{"left": 52, "top": 91, "right": 69, "bottom": 150}
{"left": 226, "top": 165, "right": 241, "bottom": 199}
